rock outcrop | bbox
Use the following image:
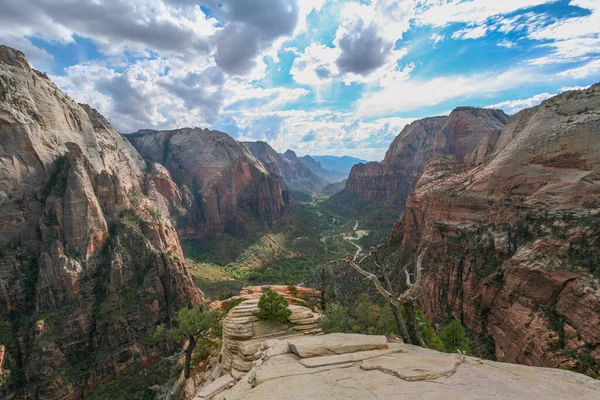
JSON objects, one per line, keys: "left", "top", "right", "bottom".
{"left": 209, "top": 285, "right": 321, "bottom": 312}
{"left": 0, "top": 45, "right": 202, "bottom": 398}
{"left": 388, "top": 85, "right": 600, "bottom": 375}
{"left": 127, "top": 129, "right": 291, "bottom": 240}
{"left": 331, "top": 108, "right": 509, "bottom": 216}
{"left": 219, "top": 298, "right": 321, "bottom": 378}
{"left": 243, "top": 141, "right": 329, "bottom": 194}
{"left": 200, "top": 333, "right": 600, "bottom": 399}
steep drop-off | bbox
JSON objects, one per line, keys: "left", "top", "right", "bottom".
{"left": 127, "top": 130, "right": 291, "bottom": 241}
{"left": 388, "top": 86, "right": 600, "bottom": 376}
{"left": 0, "top": 45, "right": 202, "bottom": 398}
{"left": 331, "top": 108, "right": 509, "bottom": 217}
{"left": 242, "top": 141, "right": 328, "bottom": 194}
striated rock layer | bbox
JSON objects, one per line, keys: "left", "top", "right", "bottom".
{"left": 331, "top": 108, "right": 509, "bottom": 216}
{"left": 0, "top": 45, "right": 202, "bottom": 398}
{"left": 127, "top": 129, "right": 291, "bottom": 241}
{"left": 388, "top": 85, "right": 600, "bottom": 375}
{"left": 202, "top": 333, "right": 600, "bottom": 400}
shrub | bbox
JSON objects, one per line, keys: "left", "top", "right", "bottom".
{"left": 287, "top": 285, "right": 298, "bottom": 296}
{"left": 257, "top": 289, "right": 291, "bottom": 323}
{"left": 440, "top": 320, "right": 471, "bottom": 354}
{"left": 320, "top": 303, "right": 350, "bottom": 333}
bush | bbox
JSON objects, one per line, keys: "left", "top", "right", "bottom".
{"left": 440, "top": 320, "right": 471, "bottom": 354}
{"left": 257, "top": 289, "right": 292, "bottom": 323}
{"left": 320, "top": 303, "right": 350, "bottom": 333}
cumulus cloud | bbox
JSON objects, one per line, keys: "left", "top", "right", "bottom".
{"left": 335, "top": 20, "right": 394, "bottom": 75}
{"left": 290, "top": 0, "right": 413, "bottom": 86}
{"left": 199, "top": 0, "right": 300, "bottom": 75}
{"left": 0, "top": 0, "right": 216, "bottom": 62}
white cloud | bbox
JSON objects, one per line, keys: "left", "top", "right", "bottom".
{"left": 290, "top": 43, "right": 340, "bottom": 85}
{"left": 558, "top": 59, "right": 600, "bottom": 79}
{"left": 452, "top": 26, "right": 488, "bottom": 40}
{"left": 417, "top": 0, "right": 555, "bottom": 27}
{"left": 487, "top": 92, "right": 555, "bottom": 114}
{"left": 430, "top": 33, "right": 445, "bottom": 45}
{"left": 356, "top": 67, "right": 543, "bottom": 117}
{"left": 497, "top": 40, "right": 516, "bottom": 49}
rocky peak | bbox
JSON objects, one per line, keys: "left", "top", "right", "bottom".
{"left": 332, "top": 107, "right": 509, "bottom": 214}
{"left": 283, "top": 149, "right": 300, "bottom": 163}
{"left": 127, "top": 128, "right": 290, "bottom": 239}
{"left": 0, "top": 45, "right": 31, "bottom": 69}
{"left": 243, "top": 142, "right": 329, "bottom": 194}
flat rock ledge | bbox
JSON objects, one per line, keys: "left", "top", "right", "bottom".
{"left": 195, "top": 332, "right": 600, "bottom": 400}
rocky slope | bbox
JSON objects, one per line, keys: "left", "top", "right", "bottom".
{"left": 331, "top": 108, "right": 509, "bottom": 217}
{"left": 388, "top": 85, "right": 600, "bottom": 375}
{"left": 242, "top": 141, "right": 328, "bottom": 194}
{"left": 198, "top": 333, "right": 600, "bottom": 399}
{"left": 0, "top": 45, "right": 202, "bottom": 398}
{"left": 127, "top": 130, "right": 291, "bottom": 241}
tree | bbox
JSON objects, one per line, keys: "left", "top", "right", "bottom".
{"left": 439, "top": 319, "right": 471, "bottom": 354}
{"left": 169, "top": 308, "right": 221, "bottom": 379}
{"left": 320, "top": 303, "right": 350, "bottom": 333}
{"left": 257, "top": 288, "right": 292, "bottom": 323}
{"left": 340, "top": 246, "right": 427, "bottom": 346}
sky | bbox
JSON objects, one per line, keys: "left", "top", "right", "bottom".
{"left": 1, "top": 0, "right": 599, "bottom": 161}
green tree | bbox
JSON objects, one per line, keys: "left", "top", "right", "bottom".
{"left": 417, "top": 310, "right": 445, "bottom": 352}
{"left": 320, "top": 303, "right": 350, "bottom": 333}
{"left": 440, "top": 320, "right": 471, "bottom": 354}
{"left": 169, "top": 308, "right": 221, "bottom": 378}
{"left": 257, "top": 288, "right": 292, "bottom": 323}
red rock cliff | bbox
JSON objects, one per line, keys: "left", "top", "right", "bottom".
{"left": 331, "top": 108, "right": 509, "bottom": 216}
{"left": 388, "top": 85, "right": 600, "bottom": 375}
{"left": 127, "top": 130, "right": 291, "bottom": 240}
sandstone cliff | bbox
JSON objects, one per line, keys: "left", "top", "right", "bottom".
{"left": 127, "top": 130, "right": 291, "bottom": 241}
{"left": 0, "top": 45, "right": 202, "bottom": 398}
{"left": 331, "top": 108, "right": 509, "bottom": 217}
{"left": 388, "top": 85, "right": 600, "bottom": 376}
{"left": 242, "top": 141, "right": 328, "bottom": 194}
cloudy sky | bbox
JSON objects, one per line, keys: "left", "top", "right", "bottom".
{"left": 2, "top": 0, "right": 599, "bottom": 160}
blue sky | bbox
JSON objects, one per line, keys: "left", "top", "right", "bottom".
{"left": 1, "top": 0, "right": 599, "bottom": 160}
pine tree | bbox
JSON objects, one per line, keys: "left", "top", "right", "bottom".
{"left": 258, "top": 288, "right": 292, "bottom": 323}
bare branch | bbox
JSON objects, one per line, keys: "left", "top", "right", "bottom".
{"left": 342, "top": 247, "right": 427, "bottom": 307}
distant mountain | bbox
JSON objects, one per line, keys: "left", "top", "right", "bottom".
{"left": 310, "top": 155, "right": 367, "bottom": 176}
{"left": 243, "top": 142, "right": 329, "bottom": 194}
{"left": 320, "top": 179, "right": 347, "bottom": 196}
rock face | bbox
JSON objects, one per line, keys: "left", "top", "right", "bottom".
{"left": 219, "top": 298, "right": 321, "bottom": 378}
{"left": 331, "top": 108, "right": 509, "bottom": 216}
{"left": 127, "top": 130, "right": 291, "bottom": 240}
{"left": 388, "top": 85, "right": 600, "bottom": 375}
{"left": 0, "top": 45, "right": 202, "bottom": 398}
{"left": 205, "top": 333, "right": 600, "bottom": 400}
{"left": 243, "top": 141, "right": 329, "bottom": 194}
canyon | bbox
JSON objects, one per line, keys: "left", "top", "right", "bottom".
{"left": 1, "top": 42, "right": 599, "bottom": 399}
